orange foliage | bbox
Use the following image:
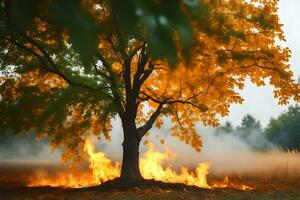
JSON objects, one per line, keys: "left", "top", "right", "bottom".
{"left": 1, "top": 0, "right": 299, "bottom": 166}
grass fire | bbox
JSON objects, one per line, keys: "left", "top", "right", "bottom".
{"left": 1, "top": 130, "right": 300, "bottom": 199}
{"left": 27, "top": 138, "right": 251, "bottom": 190}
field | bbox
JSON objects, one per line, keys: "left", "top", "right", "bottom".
{"left": 0, "top": 178, "right": 300, "bottom": 200}
{"left": 0, "top": 162, "right": 299, "bottom": 200}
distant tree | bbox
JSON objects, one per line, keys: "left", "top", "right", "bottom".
{"left": 236, "top": 114, "right": 262, "bottom": 139}
{"left": 0, "top": 0, "right": 299, "bottom": 183}
{"left": 215, "top": 115, "right": 271, "bottom": 150}
{"left": 265, "top": 105, "right": 300, "bottom": 151}
{"left": 236, "top": 114, "right": 273, "bottom": 150}
{"left": 215, "top": 121, "right": 235, "bottom": 136}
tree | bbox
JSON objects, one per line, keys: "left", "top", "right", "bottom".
{"left": 236, "top": 114, "right": 262, "bottom": 139}
{"left": 215, "top": 121, "right": 235, "bottom": 136}
{"left": 265, "top": 105, "right": 300, "bottom": 151}
{"left": 235, "top": 114, "right": 271, "bottom": 150}
{"left": 215, "top": 116, "right": 272, "bottom": 150}
{"left": 1, "top": 0, "right": 299, "bottom": 182}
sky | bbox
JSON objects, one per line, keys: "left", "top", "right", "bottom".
{"left": 221, "top": 0, "right": 300, "bottom": 127}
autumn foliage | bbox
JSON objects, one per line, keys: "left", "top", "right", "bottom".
{"left": 0, "top": 0, "right": 299, "bottom": 180}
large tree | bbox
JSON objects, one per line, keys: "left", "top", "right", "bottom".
{"left": 0, "top": 0, "right": 299, "bottom": 181}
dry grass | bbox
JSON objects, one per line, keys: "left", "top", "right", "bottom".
{"left": 0, "top": 162, "right": 299, "bottom": 200}
{"left": 0, "top": 180, "right": 300, "bottom": 200}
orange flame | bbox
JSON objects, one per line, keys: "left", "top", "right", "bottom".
{"left": 140, "top": 143, "right": 210, "bottom": 188}
{"left": 84, "top": 138, "right": 120, "bottom": 184}
{"left": 28, "top": 139, "right": 253, "bottom": 190}
{"left": 212, "top": 176, "right": 253, "bottom": 190}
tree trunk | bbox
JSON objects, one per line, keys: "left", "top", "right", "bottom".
{"left": 120, "top": 123, "right": 143, "bottom": 180}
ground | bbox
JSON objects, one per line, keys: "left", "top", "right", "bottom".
{"left": 0, "top": 162, "right": 299, "bottom": 200}
{"left": 1, "top": 177, "right": 300, "bottom": 200}
{"left": 0, "top": 180, "right": 300, "bottom": 200}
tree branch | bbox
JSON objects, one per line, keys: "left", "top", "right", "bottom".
{"left": 132, "top": 44, "right": 153, "bottom": 101}
{"left": 4, "top": 36, "right": 105, "bottom": 91}
{"left": 123, "top": 58, "right": 131, "bottom": 100}
{"left": 107, "top": 35, "right": 124, "bottom": 65}
{"left": 97, "top": 52, "right": 125, "bottom": 116}
{"left": 92, "top": 61, "right": 110, "bottom": 80}
{"left": 22, "top": 34, "right": 57, "bottom": 69}
{"left": 137, "top": 103, "right": 164, "bottom": 139}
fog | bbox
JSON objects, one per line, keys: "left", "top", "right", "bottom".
{"left": 136, "top": 123, "right": 300, "bottom": 178}
{"left": 0, "top": 132, "right": 60, "bottom": 162}
{"left": 2, "top": 119, "right": 299, "bottom": 178}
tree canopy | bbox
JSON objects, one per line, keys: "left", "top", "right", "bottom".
{"left": 1, "top": 0, "right": 299, "bottom": 165}
{"left": 265, "top": 105, "right": 300, "bottom": 151}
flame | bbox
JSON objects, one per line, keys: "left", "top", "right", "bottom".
{"left": 84, "top": 138, "right": 120, "bottom": 184}
{"left": 212, "top": 176, "right": 253, "bottom": 191}
{"left": 28, "top": 139, "right": 253, "bottom": 190}
{"left": 140, "top": 143, "right": 210, "bottom": 188}
{"left": 27, "top": 169, "right": 94, "bottom": 188}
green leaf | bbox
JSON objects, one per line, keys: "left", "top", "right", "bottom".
{"left": 9, "top": 0, "right": 38, "bottom": 32}
{"left": 51, "top": 0, "right": 99, "bottom": 71}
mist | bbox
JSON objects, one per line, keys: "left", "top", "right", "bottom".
{"left": 0, "top": 132, "right": 60, "bottom": 162}
{"left": 1, "top": 118, "right": 300, "bottom": 179}
{"left": 137, "top": 121, "right": 300, "bottom": 178}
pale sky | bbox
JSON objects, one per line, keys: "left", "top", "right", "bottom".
{"left": 221, "top": 0, "right": 300, "bottom": 127}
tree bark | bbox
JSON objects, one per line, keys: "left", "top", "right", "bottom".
{"left": 120, "top": 123, "right": 143, "bottom": 180}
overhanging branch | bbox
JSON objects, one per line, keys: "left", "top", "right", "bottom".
{"left": 4, "top": 36, "right": 107, "bottom": 91}
{"left": 97, "top": 52, "right": 125, "bottom": 116}
{"left": 137, "top": 103, "right": 163, "bottom": 139}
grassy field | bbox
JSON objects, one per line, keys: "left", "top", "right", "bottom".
{"left": 0, "top": 162, "right": 299, "bottom": 200}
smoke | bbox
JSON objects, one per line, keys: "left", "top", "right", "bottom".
{"left": 1, "top": 119, "right": 300, "bottom": 179}
{"left": 198, "top": 130, "right": 300, "bottom": 178}
{"left": 146, "top": 125, "right": 300, "bottom": 178}
{"left": 238, "top": 128, "right": 274, "bottom": 150}
{"left": 0, "top": 132, "right": 60, "bottom": 161}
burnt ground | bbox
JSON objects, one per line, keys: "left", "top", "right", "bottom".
{"left": 1, "top": 179, "right": 300, "bottom": 200}
{"left": 0, "top": 162, "right": 300, "bottom": 200}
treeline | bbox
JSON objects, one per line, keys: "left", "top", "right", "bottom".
{"left": 215, "top": 105, "right": 300, "bottom": 151}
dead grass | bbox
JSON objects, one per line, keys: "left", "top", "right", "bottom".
{"left": 0, "top": 162, "right": 299, "bottom": 200}
{"left": 0, "top": 177, "right": 299, "bottom": 200}
{"left": 0, "top": 183, "right": 299, "bottom": 200}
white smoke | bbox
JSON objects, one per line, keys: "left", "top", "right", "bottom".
{"left": 1, "top": 118, "right": 300, "bottom": 179}
{"left": 143, "top": 125, "right": 300, "bottom": 178}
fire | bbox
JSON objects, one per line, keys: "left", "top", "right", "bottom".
{"left": 212, "top": 176, "right": 253, "bottom": 191}
{"left": 28, "top": 139, "right": 253, "bottom": 190}
{"left": 140, "top": 143, "right": 210, "bottom": 188}
{"left": 84, "top": 138, "right": 120, "bottom": 184}
{"left": 28, "top": 169, "right": 94, "bottom": 188}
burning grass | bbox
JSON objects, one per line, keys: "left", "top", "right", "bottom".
{"left": 0, "top": 162, "right": 299, "bottom": 199}
{"left": 1, "top": 139, "right": 300, "bottom": 199}
{"left": 25, "top": 138, "right": 252, "bottom": 190}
